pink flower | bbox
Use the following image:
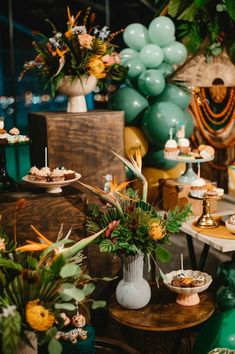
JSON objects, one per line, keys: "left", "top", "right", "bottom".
{"left": 105, "top": 220, "right": 120, "bottom": 238}
{"left": 102, "top": 52, "right": 121, "bottom": 66}
{"left": 78, "top": 34, "right": 93, "bottom": 49}
{"left": 0, "top": 238, "right": 5, "bottom": 252}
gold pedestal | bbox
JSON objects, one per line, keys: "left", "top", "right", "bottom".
{"left": 189, "top": 194, "right": 221, "bottom": 229}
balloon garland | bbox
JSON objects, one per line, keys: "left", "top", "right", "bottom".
{"left": 108, "top": 16, "right": 193, "bottom": 198}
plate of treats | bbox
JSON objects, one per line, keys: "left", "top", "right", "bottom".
{"left": 163, "top": 269, "right": 212, "bottom": 306}
{"left": 23, "top": 166, "right": 81, "bottom": 193}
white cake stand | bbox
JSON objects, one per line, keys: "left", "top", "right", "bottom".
{"left": 22, "top": 173, "right": 81, "bottom": 193}
{"left": 165, "top": 156, "right": 214, "bottom": 184}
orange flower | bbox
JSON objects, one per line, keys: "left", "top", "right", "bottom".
{"left": 87, "top": 56, "right": 106, "bottom": 79}
{"left": 26, "top": 299, "right": 55, "bottom": 331}
{"left": 148, "top": 220, "right": 166, "bottom": 241}
{"left": 15, "top": 225, "right": 52, "bottom": 252}
{"left": 78, "top": 34, "right": 93, "bottom": 49}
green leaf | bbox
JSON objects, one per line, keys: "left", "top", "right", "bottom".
{"left": 60, "top": 287, "right": 85, "bottom": 302}
{"left": 91, "top": 300, "right": 106, "bottom": 309}
{"left": 83, "top": 283, "right": 95, "bottom": 296}
{"left": 59, "top": 283, "right": 75, "bottom": 301}
{"left": 194, "top": 0, "right": 208, "bottom": 8}
{"left": 225, "top": 0, "right": 235, "bottom": 21}
{"left": 55, "top": 303, "right": 76, "bottom": 311}
{"left": 0, "top": 258, "right": 22, "bottom": 271}
{"left": 60, "top": 263, "right": 81, "bottom": 278}
{"left": 156, "top": 246, "right": 171, "bottom": 263}
{"left": 48, "top": 338, "right": 63, "bottom": 354}
{"left": 102, "top": 276, "right": 117, "bottom": 282}
{"left": 26, "top": 256, "right": 38, "bottom": 269}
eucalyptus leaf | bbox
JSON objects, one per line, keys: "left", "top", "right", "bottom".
{"left": 48, "top": 338, "right": 63, "bottom": 354}
{"left": 91, "top": 300, "right": 106, "bottom": 309}
{"left": 59, "top": 283, "right": 74, "bottom": 301}
{"left": 60, "top": 263, "right": 81, "bottom": 278}
{"left": 83, "top": 283, "right": 96, "bottom": 296}
{"left": 60, "top": 287, "right": 85, "bottom": 302}
{"left": 155, "top": 246, "right": 171, "bottom": 263}
{"left": 55, "top": 303, "right": 76, "bottom": 311}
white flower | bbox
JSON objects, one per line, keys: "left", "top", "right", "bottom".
{"left": 73, "top": 26, "right": 87, "bottom": 34}
{"left": 0, "top": 305, "right": 17, "bottom": 318}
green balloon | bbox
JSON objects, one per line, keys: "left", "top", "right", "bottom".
{"left": 123, "top": 23, "right": 150, "bottom": 50}
{"left": 155, "top": 84, "right": 191, "bottom": 110}
{"left": 143, "top": 147, "right": 178, "bottom": 170}
{"left": 163, "top": 41, "right": 188, "bottom": 65}
{"left": 157, "top": 62, "right": 174, "bottom": 76}
{"left": 216, "top": 286, "right": 235, "bottom": 311}
{"left": 120, "top": 48, "right": 139, "bottom": 64}
{"left": 109, "top": 87, "right": 149, "bottom": 126}
{"left": 126, "top": 57, "right": 146, "bottom": 80}
{"left": 193, "top": 309, "right": 235, "bottom": 354}
{"left": 183, "top": 110, "right": 194, "bottom": 138}
{"left": 148, "top": 16, "right": 175, "bottom": 47}
{"left": 141, "top": 102, "right": 185, "bottom": 147}
{"left": 139, "top": 44, "right": 164, "bottom": 68}
{"left": 138, "top": 69, "right": 165, "bottom": 97}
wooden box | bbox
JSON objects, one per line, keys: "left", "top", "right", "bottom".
{"left": 159, "top": 179, "right": 217, "bottom": 216}
{"left": 28, "top": 111, "right": 125, "bottom": 189}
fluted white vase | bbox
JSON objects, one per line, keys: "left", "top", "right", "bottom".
{"left": 116, "top": 254, "right": 151, "bottom": 309}
{"left": 17, "top": 331, "right": 37, "bottom": 354}
{"left": 58, "top": 75, "right": 97, "bottom": 113}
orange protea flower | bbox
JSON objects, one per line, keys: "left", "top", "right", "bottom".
{"left": 87, "top": 56, "right": 106, "bottom": 79}
{"left": 25, "top": 299, "right": 55, "bottom": 331}
{"left": 148, "top": 219, "right": 166, "bottom": 241}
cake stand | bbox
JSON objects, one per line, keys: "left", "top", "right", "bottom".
{"left": 163, "top": 269, "right": 212, "bottom": 306}
{"left": 189, "top": 193, "right": 222, "bottom": 228}
{"left": 22, "top": 173, "right": 81, "bottom": 193}
{"left": 165, "top": 156, "right": 214, "bottom": 184}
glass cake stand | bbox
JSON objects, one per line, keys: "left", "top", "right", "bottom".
{"left": 165, "top": 156, "right": 214, "bottom": 184}
{"left": 188, "top": 193, "right": 222, "bottom": 228}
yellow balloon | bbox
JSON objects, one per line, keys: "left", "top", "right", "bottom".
{"left": 124, "top": 126, "right": 149, "bottom": 158}
{"left": 166, "top": 162, "right": 186, "bottom": 178}
{"left": 142, "top": 167, "right": 169, "bottom": 203}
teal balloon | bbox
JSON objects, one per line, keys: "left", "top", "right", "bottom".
{"left": 123, "top": 23, "right": 150, "bottom": 50}
{"left": 120, "top": 48, "right": 139, "bottom": 64}
{"left": 163, "top": 41, "right": 188, "bottom": 65}
{"left": 138, "top": 70, "right": 165, "bottom": 97}
{"left": 141, "top": 102, "right": 185, "bottom": 147}
{"left": 193, "top": 309, "right": 235, "bottom": 354}
{"left": 156, "top": 84, "right": 191, "bottom": 110}
{"left": 157, "top": 62, "right": 174, "bottom": 76}
{"left": 216, "top": 286, "right": 235, "bottom": 311}
{"left": 183, "top": 110, "right": 194, "bottom": 138}
{"left": 143, "top": 148, "right": 178, "bottom": 170}
{"left": 109, "top": 87, "right": 149, "bottom": 126}
{"left": 139, "top": 44, "right": 164, "bottom": 68}
{"left": 126, "top": 57, "right": 146, "bottom": 80}
{"left": 148, "top": 16, "right": 175, "bottom": 47}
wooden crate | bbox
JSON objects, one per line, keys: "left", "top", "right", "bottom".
{"left": 28, "top": 111, "right": 125, "bottom": 190}
{"left": 159, "top": 179, "right": 217, "bottom": 216}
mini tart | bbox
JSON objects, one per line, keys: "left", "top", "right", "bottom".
{"left": 51, "top": 169, "right": 65, "bottom": 182}
{"left": 63, "top": 170, "right": 76, "bottom": 180}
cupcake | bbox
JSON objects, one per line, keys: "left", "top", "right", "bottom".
{"left": 190, "top": 177, "right": 207, "bottom": 198}
{"left": 36, "top": 169, "right": 49, "bottom": 181}
{"left": 164, "top": 139, "right": 179, "bottom": 159}
{"left": 40, "top": 167, "right": 51, "bottom": 175}
{"left": 9, "top": 127, "right": 20, "bottom": 135}
{"left": 51, "top": 168, "right": 65, "bottom": 182}
{"left": 28, "top": 166, "right": 40, "bottom": 180}
{"left": 178, "top": 138, "right": 191, "bottom": 154}
{"left": 63, "top": 169, "right": 76, "bottom": 180}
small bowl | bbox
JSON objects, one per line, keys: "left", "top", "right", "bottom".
{"left": 163, "top": 269, "right": 212, "bottom": 306}
{"left": 225, "top": 220, "right": 235, "bottom": 234}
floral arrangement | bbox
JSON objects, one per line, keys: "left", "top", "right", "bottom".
{"left": 0, "top": 201, "right": 109, "bottom": 354}
{"left": 79, "top": 150, "right": 191, "bottom": 266}
{"left": 20, "top": 6, "right": 128, "bottom": 95}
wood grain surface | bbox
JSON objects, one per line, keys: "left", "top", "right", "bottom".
{"left": 28, "top": 111, "right": 126, "bottom": 194}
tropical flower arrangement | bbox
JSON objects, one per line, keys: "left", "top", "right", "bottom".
{"left": 79, "top": 150, "right": 191, "bottom": 268}
{"left": 19, "top": 6, "right": 128, "bottom": 96}
{"left": 0, "top": 203, "right": 109, "bottom": 354}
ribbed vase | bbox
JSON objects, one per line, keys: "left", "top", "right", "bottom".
{"left": 116, "top": 254, "right": 151, "bottom": 309}
{"left": 17, "top": 331, "right": 37, "bottom": 354}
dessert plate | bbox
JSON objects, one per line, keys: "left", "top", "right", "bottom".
{"left": 22, "top": 173, "right": 81, "bottom": 193}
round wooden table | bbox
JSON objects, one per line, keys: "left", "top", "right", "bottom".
{"left": 109, "top": 285, "right": 215, "bottom": 354}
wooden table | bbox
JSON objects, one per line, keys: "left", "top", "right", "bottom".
{"left": 109, "top": 286, "right": 215, "bottom": 354}
{"left": 181, "top": 195, "right": 235, "bottom": 270}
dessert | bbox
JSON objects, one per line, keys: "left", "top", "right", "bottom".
{"left": 63, "top": 169, "right": 76, "bottom": 180}
{"left": 177, "top": 138, "right": 191, "bottom": 154}
{"left": 198, "top": 144, "right": 215, "bottom": 159}
{"left": 225, "top": 215, "right": 235, "bottom": 234}
{"left": 164, "top": 139, "right": 179, "bottom": 159}
{"left": 26, "top": 166, "right": 77, "bottom": 182}
{"left": 190, "top": 177, "right": 207, "bottom": 198}
{"left": 171, "top": 272, "right": 205, "bottom": 288}
{"left": 28, "top": 166, "right": 40, "bottom": 180}
{"left": 51, "top": 168, "right": 65, "bottom": 182}
{"left": 9, "top": 127, "right": 20, "bottom": 135}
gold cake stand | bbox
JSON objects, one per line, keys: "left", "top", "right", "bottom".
{"left": 189, "top": 193, "right": 222, "bottom": 228}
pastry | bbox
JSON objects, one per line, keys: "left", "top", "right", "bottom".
{"left": 51, "top": 169, "right": 65, "bottom": 182}
{"left": 177, "top": 138, "right": 191, "bottom": 154}
{"left": 190, "top": 177, "right": 207, "bottom": 198}
{"left": 63, "top": 169, "right": 76, "bottom": 180}
{"left": 164, "top": 139, "right": 179, "bottom": 159}
{"left": 28, "top": 166, "right": 40, "bottom": 180}
{"left": 198, "top": 145, "right": 215, "bottom": 159}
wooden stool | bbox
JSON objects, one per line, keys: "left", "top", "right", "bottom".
{"left": 109, "top": 285, "right": 215, "bottom": 354}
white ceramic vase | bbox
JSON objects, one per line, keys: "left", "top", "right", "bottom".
{"left": 17, "top": 331, "right": 37, "bottom": 354}
{"left": 116, "top": 254, "right": 151, "bottom": 309}
{"left": 58, "top": 75, "right": 97, "bottom": 113}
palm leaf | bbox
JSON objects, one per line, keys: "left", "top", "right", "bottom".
{"left": 169, "top": 0, "right": 198, "bottom": 21}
